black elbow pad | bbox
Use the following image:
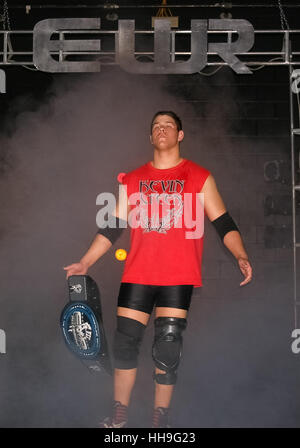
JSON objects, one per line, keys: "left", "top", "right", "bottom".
{"left": 97, "top": 216, "right": 127, "bottom": 245}
{"left": 211, "top": 212, "right": 239, "bottom": 241}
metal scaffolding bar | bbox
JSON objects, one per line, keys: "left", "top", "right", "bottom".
{"left": 289, "top": 34, "right": 300, "bottom": 329}
{"left": 5, "top": 3, "right": 300, "bottom": 9}
{"left": 0, "top": 28, "right": 299, "bottom": 67}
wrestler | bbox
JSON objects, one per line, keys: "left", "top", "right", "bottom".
{"left": 63, "top": 111, "right": 252, "bottom": 428}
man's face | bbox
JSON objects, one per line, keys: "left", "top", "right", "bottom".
{"left": 150, "top": 115, "right": 184, "bottom": 150}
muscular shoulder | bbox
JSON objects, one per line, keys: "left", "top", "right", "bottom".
{"left": 185, "top": 159, "right": 209, "bottom": 174}
{"left": 186, "top": 160, "right": 211, "bottom": 191}
{"left": 120, "top": 162, "right": 148, "bottom": 187}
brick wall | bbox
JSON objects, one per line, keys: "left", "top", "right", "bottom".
{"left": 165, "top": 66, "right": 293, "bottom": 302}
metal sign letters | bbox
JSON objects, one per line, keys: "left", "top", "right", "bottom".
{"left": 33, "top": 18, "right": 254, "bottom": 74}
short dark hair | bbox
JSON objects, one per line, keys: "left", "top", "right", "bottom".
{"left": 150, "top": 111, "right": 182, "bottom": 133}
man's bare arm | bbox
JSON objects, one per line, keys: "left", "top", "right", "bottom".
{"left": 202, "top": 174, "right": 253, "bottom": 286}
{"left": 63, "top": 184, "right": 130, "bottom": 279}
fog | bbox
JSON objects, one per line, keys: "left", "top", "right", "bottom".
{"left": 0, "top": 67, "right": 298, "bottom": 427}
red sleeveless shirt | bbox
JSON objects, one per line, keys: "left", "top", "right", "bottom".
{"left": 120, "top": 159, "right": 210, "bottom": 287}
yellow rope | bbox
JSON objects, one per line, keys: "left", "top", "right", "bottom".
{"left": 155, "top": 0, "right": 173, "bottom": 18}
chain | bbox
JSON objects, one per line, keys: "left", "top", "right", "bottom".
{"left": 2, "top": 0, "right": 14, "bottom": 62}
{"left": 2, "top": 0, "right": 11, "bottom": 31}
{"left": 277, "top": 0, "right": 290, "bottom": 30}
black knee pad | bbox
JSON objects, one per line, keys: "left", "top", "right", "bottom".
{"left": 152, "top": 317, "right": 187, "bottom": 385}
{"left": 113, "top": 316, "right": 146, "bottom": 370}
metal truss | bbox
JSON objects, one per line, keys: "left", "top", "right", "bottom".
{"left": 289, "top": 56, "right": 300, "bottom": 329}
{"left": 5, "top": 4, "right": 300, "bottom": 9}
{"left": 0, "top": 28, "right": 299, "bottom": 67}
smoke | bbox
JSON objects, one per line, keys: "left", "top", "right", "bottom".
{"left": 0, "top": 66, "right": 298, "bottom": 428}
{"left": 0, "top": 69, "right": 201, "bottom": 427}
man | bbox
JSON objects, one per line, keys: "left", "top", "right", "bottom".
{"left": 64, "top": 111, "right": 252, "bottom": 428}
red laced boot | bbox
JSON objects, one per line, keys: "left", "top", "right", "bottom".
{"left": 152, "top": 407, "right": 171, "bottom": 428}
{"left": 99, "top": 401, "right": 128, "bottom": 428}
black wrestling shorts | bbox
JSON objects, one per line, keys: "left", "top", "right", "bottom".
{"left": 117, "top": 283, "right": 194, "bottom": 315}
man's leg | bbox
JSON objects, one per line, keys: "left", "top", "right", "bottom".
{"left": 114, "top": 307, "right": 150, "bottom": 406}
{"left": 151, "top": 282, "right": 193, "bottom": 428}
{"left": 153, "top": 307, "right": 187, "bottom": 410}
{"left": 100, "top": 306, "right": 151, "bottom": 427}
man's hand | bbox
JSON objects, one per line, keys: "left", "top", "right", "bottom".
{"left": 238, "top": 257, "right": 252, "bottom": 286}
{"left": 63, "top": 261, "right": 88, "bottom": 280}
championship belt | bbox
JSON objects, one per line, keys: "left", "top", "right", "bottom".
{"left": 60, "top": 275, "right": 112, "bottom": 375}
